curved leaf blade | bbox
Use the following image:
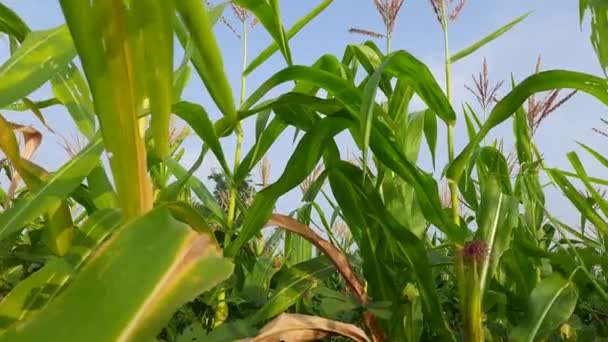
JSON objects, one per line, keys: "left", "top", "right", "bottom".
{"left": 0, "top": 209, "right": 122, "bottom": 332}
{"left": 0, "top": 137, "right": 103, "bottom": 242}
{"left": 244, "top": 0, "right": 334, "bottom": 75}
{"left": 451, "top": 12, "right": 531, "bottom": 63}
{"left": 176, "top": 0, "right": 237, "bottom": 121}
{"left": 0, "top": 25, "right": 76, "bottom": 108}
{"left": 509, "top": 273, "right": 578, "bottom": 342}
{"left": 0, "top": 207, "right": 234, "bottom": 342}
{"left": 448, "top": 70, "right": 608, "bottom": 182}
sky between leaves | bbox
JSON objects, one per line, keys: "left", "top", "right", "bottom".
{"left": 0, "top": 0, "right": 605, "bottom": 225}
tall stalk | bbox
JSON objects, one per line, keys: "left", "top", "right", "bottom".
{"left": 215, "top": 19, "right": 248, "bottom": 328}
{"left": 440, "top": 2, "right": 459, "bottom": 226}
{"left": 438, "top": 2, "right": 483, "bottom": 340}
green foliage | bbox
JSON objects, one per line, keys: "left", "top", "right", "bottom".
{"left": 0, "top": 1, "right": 605, "bottom": 341}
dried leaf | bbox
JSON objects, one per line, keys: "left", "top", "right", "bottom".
{"left": 267, "top": 214, "right": 383, "bottom": 341}
{"left": 236, "top": 313, "right": 371, "bottom": 342}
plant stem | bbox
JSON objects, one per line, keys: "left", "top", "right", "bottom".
{"left": 215, "top": 20, "right": 249, "bottom": 328}
{"left": 441, "top": 4, "right": 459, "bottom": 226}
{"left": 225, "top": 21, "right": 248, "bottom": 247}
{"left": 386, "top": 28, "right": 392, "bottom": 54}
{"left": 439, "top": 3, "right": 481, "bottom": 340}
{"left": 466, "top": 262, "right": 484, "bottom": 342}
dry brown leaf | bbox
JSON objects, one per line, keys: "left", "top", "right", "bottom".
{"left": 267, "top": 214, "right": 384, "bottom": 342}
{"left": 268, "top": 214, "right": 365, "bottom": 299}
{"left": 5, "top": 122, "right": 42, "bottom": 203}
{"left": 236, "top": 313, "right": 371, "bottom": 342}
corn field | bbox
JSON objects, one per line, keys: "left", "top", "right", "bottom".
{"left": 0, "top": 0, "right": 606, "bottom": 341}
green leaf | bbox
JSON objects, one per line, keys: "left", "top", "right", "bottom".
{"left": 234, "top": 0, "right": 292, "bottom": 67}
{"left": 581, "top": 1, "right": 608, "bottom": 75}
{"left": 476, "top": 177, "right": 517, "bottom": 296}
{"left": 578, "top": 142, "right": 608, "bottom": 169}
{"left": 60, "top": 0, "right": 153, "bottom": 219}
{"left": 547, "top": 168, "right": 608, "bottom": 233}
{"left": 451, "top": 12, "right": 531, "bottom": 63}
{"left": 173, "top": 101, "right": 229, "bottom": 173}
{"left": 172, "top": 47, "right": 192, "bottom": 102}
{"left": 51, "top": 63, "right": 96, "bottom": 139}
{"left": 354, "top": 48, "right": 457, "bottom": 124}
{"left": 176, "top": 0, "right": 237, "bottom": 122}
{"left": 402, "top": 111, "right": 426, "bottom": 162}
{"left": 0, "top": 137, "right": 103, "bottom": 242}
{"left": 235, "top": 116, "right": 287, "bottom": 184}
{"left": 448, "top": 70, "right": 608, "bottom": 183}
{"left": 513, "top": 103, "right": 533, "bottom": 166}
{"left": 0, "top": 209, "right": 122, "bottom": 332}
{"left": 240, "top": 65, "right": 361, "bottom": 121}
{"left": 477, "top": 146, "right": 513, "bottom": 195}
{"left": 248, "top": 256, "right": 335, "bottom": 324}
{"left": 567, "top": 152, "right": 608, "bottom": 217}
{"left": 172, "top": 2, "right": 226, "bottom": 102}
{"left": 239, "top": 257, "right": 281, "bottom": 307}
{"left": 509, "top": 273, "right": 578, "bottom": 342}
{"left": 135, "top": 0, "right": 174, "bottom": 158}
{"left": 387, "top": 80, "right": 413, "bottom": 120}
{"left": 328, "top": 161, "right": 456, "bottom": 341}
{"left": 0, "top": 25, "right": 76, "bottom": 108}
{"left": 87, "top": 163, "right": 117, "bottom": 210}
{"left": 225, "top": 116, "right": 350, "bottom": 257}
{"left": 423, "top": 109, "right": 437, "bottom": 167}
{"left": 164, "top": 157, "right": 225, "bottom": 226}
{"left": 350, "top": 42, "right": 393, "bottom": 96}
{"left": 0, "top": 206, "right": 233, "bottom": 342}
{"left": 238, "top": 60, "right": 459, "bottom": 239}
{"left": 255, "top": 108, "right": 272, "bottom": 140}
{"left": 244, "top": 0, "right": 334, "bottom": 75}
{"left": 370, "top": 121, "right": 463, "bottom": 241}
{"left": 0, "top": 2, "right": 29, "bottom": 42}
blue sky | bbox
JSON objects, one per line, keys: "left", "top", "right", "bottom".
{"left": 0, "top": 1, "right": 605, "bottom": 225}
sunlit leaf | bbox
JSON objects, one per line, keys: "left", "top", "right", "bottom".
{"left": 448, "top": 70, "right": 608, "bottom": 183}
{"left": 0, "top": 25, "right": 75, "bottom": 108}
{"left": 451, "top": 12, "right": 531, "bottom": 63}
{"left": 0, "top": 207, "right": 234, "bottom": 342}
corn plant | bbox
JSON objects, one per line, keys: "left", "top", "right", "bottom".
{"left": 0, "top": 0, "right": 606, "bottom": 341}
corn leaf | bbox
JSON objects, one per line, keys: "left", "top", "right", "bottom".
{"left": 0, "top": 206, "right": 233, "bottom": 342}
{"left": 0, "top": 2, "right": 29, "bottom": 41}
{"left": 224, "top": 116, "right": 350, "bottom": 257}
{"left": 133, "top": 0, "right": 174, "bottom": 158}
{"left": 51, "top": 63, "right": 96, "bottom": 139}
{"left": 176, "top": 0, "right": 237, "bottom": 122}
{"left": 567, "top": 152, "right": 608, "bottom": 217}
{"left": 249, "top": 256, "right": 335, "bottom": 324}
{"left": 451, "top": 12, "right": 531, "bottom": 63}
{"left": 164, "top": 158, "right": 226, "bottom": 226}
{"left": 0, "top": 209, "right": 122, "bottom": 332}
{"left": 238, "top": 313, "right": 370, "bottom": 342}
{"left": 233, "top": 0, "right": 292, "bottom": 67}
{"left": 0, "top": 25, "right": 76, "bottom": 108}
{"left": 476, "top": 177, "right": 518, "bottom": 296}
{"left": 173, "top": 101, "right": 229, "bottom": 173}
{"left": 0, "top": 137, "right": 103, "bottom": 242}
{"left": 234, "top": 117, "right": 287, "bottom": 184}
{"left": 547, "top": 168, "right": 608, "bottom": 233}
{"left": 244, "top": 0, "right": 334, "bottom": 75}
{"left": 328, "top": 161, "right": 457, "bottom": 341}
{"left": 448, "top": 70, "right": 608, "bottom": 183}
{"left": 60, "top": 0, "right": 153, "bottom": 219}
{"left": 509, "top": 273, "right": 578, "bottom": 342}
